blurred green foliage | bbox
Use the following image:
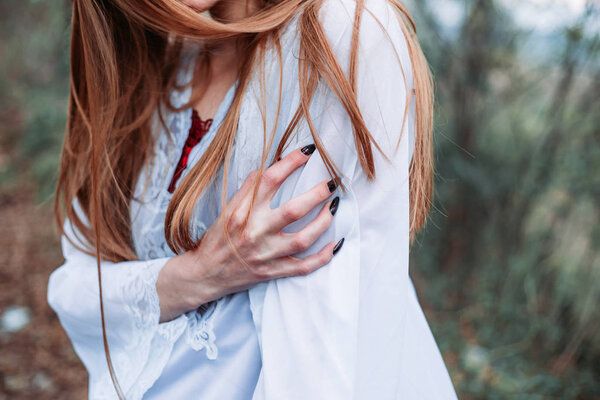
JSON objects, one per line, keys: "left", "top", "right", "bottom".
{"left": 0, "top": 0, "right": 598, "bottom": 398}
{"left": 0, "top": 0, "right": 70, "bottom": 200}
{"left": 407, "top": 0, "right": 600, "bottom": 398}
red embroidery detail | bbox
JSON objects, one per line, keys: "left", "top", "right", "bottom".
{"left": 168, "top": 109, "right": 213, "bottom": 193}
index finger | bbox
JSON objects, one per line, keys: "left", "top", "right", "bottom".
{"left": 259, "top": 144, "right": 316, "bottom": 197}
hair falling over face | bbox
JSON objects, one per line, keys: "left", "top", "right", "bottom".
{"left": 54, "top": 0, "right": 434, "bottom": 397}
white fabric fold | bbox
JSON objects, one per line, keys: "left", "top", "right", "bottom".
{"left": 248, "top": 1, "right": 443, "bottom": 398}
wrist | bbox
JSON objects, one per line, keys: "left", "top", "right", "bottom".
{"left": 186, "top": 245, "right": 221, "bottom": 306}
{"left": 157, "top": 252, "right": 207, "bottom": 322}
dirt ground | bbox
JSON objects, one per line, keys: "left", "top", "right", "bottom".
{"left": 0, "top": 187, "right": 87, "bottom": 399}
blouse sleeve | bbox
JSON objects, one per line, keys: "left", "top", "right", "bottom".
{"left": 47, "top": 202, "right": 188, "bottom": 399}
{"left": 248, "top": 0, "right": 416, "bottom": 398}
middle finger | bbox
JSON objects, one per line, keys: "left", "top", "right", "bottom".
{"left": 270, "top": 177, "right": 338, "bottom": 231}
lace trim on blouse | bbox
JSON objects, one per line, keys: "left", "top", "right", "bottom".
{"left": 128, "top": 46, "right": 232, "bottom": 367}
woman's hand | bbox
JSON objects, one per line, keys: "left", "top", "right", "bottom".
{"left": 157, "top": 144, "right": 343, "bottom": 322}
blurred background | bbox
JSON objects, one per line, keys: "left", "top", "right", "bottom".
{"left": 0, "top": 0, "right": 598, "bottom": 398}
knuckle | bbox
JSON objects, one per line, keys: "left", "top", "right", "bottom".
{"left": 244, "top": 250, "right": 260, "bottom": 265}
{"left": 228, "top": 210, "right": 244, "bottom": 229}
{"left": 240, "top": 228, "right": 257, "bottom": 247}
{"left": 250, "top": 265, "right": 271, "bottom": 280}
{"left": 260, "top": 170, "right": 278, "bottom": 188}
{"left": 290, "top": 233, "right": 311, "bottom": 252}
{"left": 243, "top": 170, "right": 260, "bottom": 188}
{"left": 290, "top": 238, "right": 303, "bottom": 252}
{"left": 225, "top": 213, "right": 237, "bottom": 231}
{"left": 296, "top": 264, "right": 311, "bottom": 276}
{"left": 281, "top": 204, "right": 302, "bottom": 222}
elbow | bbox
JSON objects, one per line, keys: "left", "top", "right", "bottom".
{"left": 47, "top": 265, "right": 67, "bottom": 316}
{"left": 46, "top": 265, "right": 76, "bottom": 317}
{"left": 47, "top": 263, "right": 102, "bottom": 335}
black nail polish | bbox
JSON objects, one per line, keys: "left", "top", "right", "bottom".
{"left": 333, "top": 238, "right": 345, "bottom": 255}
{"left": 301, "top": 144, "right": 316, "bottom": 156}
{"left": 329, "top": 196, "right": 339, "bottom": 216}
{"left": 327, "top": 179, "right": 338, "bottom": 193}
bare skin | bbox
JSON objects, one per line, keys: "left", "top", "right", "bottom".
{"left": 191, "top": 38, "right": 239, "bottom": 119}
{"left": 185, "top": 0, "right": 249, "bottom": 117}
{"left": 157, "top": 0, "right": 341, "bottom": 322}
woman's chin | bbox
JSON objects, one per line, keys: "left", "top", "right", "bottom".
{"left": 179, "top": 0, "right": 219, "bottom": 13}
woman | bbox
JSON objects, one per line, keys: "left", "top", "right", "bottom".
{"left": 48, "top": 0, "right": 457, "bottom": 398}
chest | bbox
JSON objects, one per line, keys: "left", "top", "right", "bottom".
{"left": 129, "top": 35, "right": 308, "bottom": 261}
{"left": 129, "top": 91, "right": 228, "bottom": 260}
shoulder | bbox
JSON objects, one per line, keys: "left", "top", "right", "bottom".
{"left": 319, "top": 0, "right": 404, "bottom": 53}
{"left": 277, "top": 0, "right": 408, "bottom": 68}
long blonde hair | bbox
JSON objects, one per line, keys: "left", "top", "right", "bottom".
{"left": 55, "top": 0, "right": 433, "bottom": 396}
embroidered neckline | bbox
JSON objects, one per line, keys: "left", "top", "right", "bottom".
{"left": 167, "top": 110, "right": 213, "bottom": 193}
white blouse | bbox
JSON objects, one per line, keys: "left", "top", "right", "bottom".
{"left": 47, "top": 0, "right": 457, "bottom": 399}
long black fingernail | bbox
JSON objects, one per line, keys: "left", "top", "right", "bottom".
{"left": 301, "top": 144, "right": 316, "bottom": 156}
{"left": 327, "top": 179, "right": 338, "bottom": 193}
{"left": 333, "top": 238, "right": 345, "bottom": 255}
{"left": 329, "top": 196, "right": 339, "bottom": 216}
